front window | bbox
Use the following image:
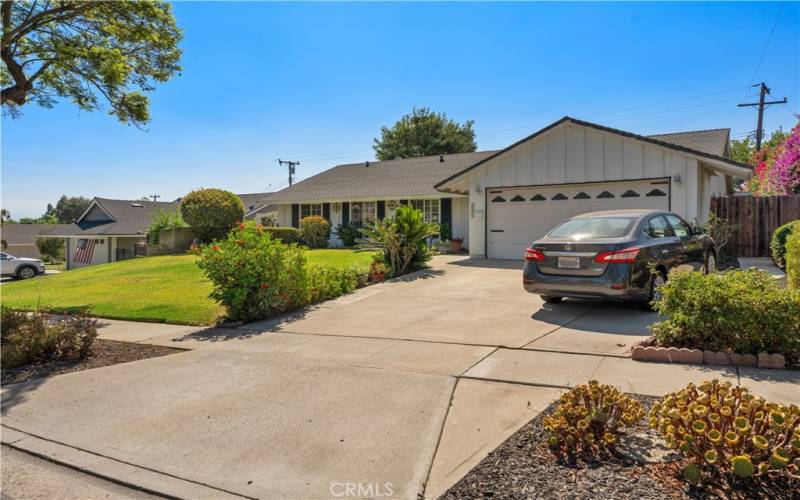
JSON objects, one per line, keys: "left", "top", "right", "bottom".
{"left": 548, "top": 217, "right": 636, "bottom": 240}
{"left": 300, "top": 203, "right": 323, "bottom": 218}
{"left": 410, "top": 199, "right": 440, "bottom": 223}
{"left": 351, "top": 202, "right": 377, "bottom": 224}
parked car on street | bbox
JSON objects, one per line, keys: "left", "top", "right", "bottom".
{"left": 522, "top": 209, "right": 715, "bottom": 307}
{"left": 1, "top": 252, "right": 46, "bottom": 279}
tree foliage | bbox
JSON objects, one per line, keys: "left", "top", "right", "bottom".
{"left": 53, "top": 195, "right": 91, "bottom": 223}
{"left": 180, "top": 188, "right": 244, "bottom": 243}
{"left": 147, "top": 207, "right": 187, "bottom": 243}
{"left": 373, "top": 107, "right": 477, "bottom": 161}
{"left": 36, "top": 236, "right": 63, "bottom": 261}
{"left": 745, "top": 125, "right": 800, "bottom": 195}
{"left": 1, "top": 0, "right": 182, "bottom": 125}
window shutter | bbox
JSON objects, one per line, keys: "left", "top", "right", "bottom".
{"left": 291, "top": 204, "right": 300, "bottom": 228}
{"left": 377, "top": 200, "right": 385, "bottom": 220}
{"left": 322, "top": 203, "right": 331, "bottom": 221}
{"left": 399, "top": 199, "right": 408, "bottom": 206}
{"left": 440, "top": 198, "right": 452, "bottom": 227}
{"left": 341, "top": 202, "right": 350, "bottom": 225}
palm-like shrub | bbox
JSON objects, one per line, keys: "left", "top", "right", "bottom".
{"left": 650, "top": 379, "right": 800, "bottom": 483}
{"left": 147, "top": 208, "right": 187, "bottom": 244}
{"left": 180, "top": 188, "right": 244, "bottom": 243}
{"left": 358, "top": 205, "right": 438, "bottom": 277}
{"left": 299, "top": 215, "right": 330, "bottom": 248}
{"left": 543, "top": 381, "right": 645, "bottom": 456}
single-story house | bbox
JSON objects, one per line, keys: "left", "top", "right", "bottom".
{"left": 267, "top": 116, "right": 752, "bottom": 259}
{"left": 46, "top": 193, "right": 276, "bottom": 270}
{"left": 0, "top": 223, "right": 71, "bottom": 259}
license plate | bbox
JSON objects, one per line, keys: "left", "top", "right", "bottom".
{"left": 558, "top": 256, "right": 581, "bottom": 269}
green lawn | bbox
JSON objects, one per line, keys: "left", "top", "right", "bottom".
{"left": 1, "top": 249, "right": 375, "bottom": 326}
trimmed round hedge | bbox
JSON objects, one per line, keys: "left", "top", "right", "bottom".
{"left": 770, "top": 220, "right": 799, "bottom": 269}
{"left": 180, "top": 188, "right": 244, "bottom": 243}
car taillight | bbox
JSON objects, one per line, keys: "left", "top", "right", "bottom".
{"left": 594, "top": 247, "right": 640, "bottom": 264}
{"left": 524, "top": 248, "right": 545, "bottom": 262}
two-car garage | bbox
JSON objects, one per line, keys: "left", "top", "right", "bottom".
{"left": 485, "top": 178, "right": 671, "bottom": 259}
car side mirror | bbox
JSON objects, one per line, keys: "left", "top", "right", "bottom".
{"left": 692, "top": 226, "right": 706, "bottom": 235}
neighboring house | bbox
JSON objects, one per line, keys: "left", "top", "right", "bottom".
{"left": 267, "top": 116, "right": 751, "bottom": 258}
{"left": 239, "top": 192, "right": 277, "bottom": 221}
{"left": 0, "top": 223, "right": 71, "bottom": 259}
{"left": 45, "top": 198, "right": 179, "bottom": 270}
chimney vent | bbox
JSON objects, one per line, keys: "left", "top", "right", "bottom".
{"left": 439, "top": 155, "right": 444, "bottom": 163}
{"left": 365, "top": 161, "right": 370, "bottom": 167}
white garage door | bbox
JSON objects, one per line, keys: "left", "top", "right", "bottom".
{"left": 486, "top": 179, "right": 670, "bottom": 259}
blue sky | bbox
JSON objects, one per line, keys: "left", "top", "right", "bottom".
{"left": 2, "top": 1, "right": 799, "bottom": 218}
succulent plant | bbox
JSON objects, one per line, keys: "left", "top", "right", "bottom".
{"left": 650, "top": 379, "right": 799, "bottom": 483}
{"left": 543, "top": 380, "right": 645, "bottom": 456}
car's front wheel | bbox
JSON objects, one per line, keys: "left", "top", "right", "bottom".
{"left": 541, "top": 295, "right": 563, "bottom": 304}
{"left": 702, "top": 251, "right": 717, "bottom": 274}
{"left": 16, "top": 265, "right": 37, "bottom": 279}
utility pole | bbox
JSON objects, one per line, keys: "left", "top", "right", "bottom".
{"left": 149, "top": 194, "right": 160, "bottom": 202}
{"left": 278, "top": 159, "right": 300, "bottom": 186}
{"left": 737, "top": 82, "right": 788, "bottom": 150}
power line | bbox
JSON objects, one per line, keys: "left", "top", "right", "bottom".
{"left": 278, "top": 159, "right": 300, "bottom": 186}
{"left": 746, "top": 2, "right": 786, "bottom": 91}
{"left": 737, "top": 82, "right": 788, "bottom": 150}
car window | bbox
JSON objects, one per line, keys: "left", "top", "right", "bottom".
{"left": 0, "top": 252, "right": 7, "bottom": 259}
{"left": 665, "top": 214, "right": 691, "bottom": 238}
{"left": 644, "top": 215, "right": 674, "bottom": 238}
{"left": 548, "top": 217, "right": 636, "bottom": 239}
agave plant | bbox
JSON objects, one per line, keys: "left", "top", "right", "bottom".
{"left": 543, "top": 380, "right": 645, "bottom": 455}
{"left": 650, "top": 379, "right": 800, "bottom": 483}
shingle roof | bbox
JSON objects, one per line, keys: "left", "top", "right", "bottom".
{"left": 266, "top": 151, "right": 498, "bottom": 203}
{"left": 238, "top": 192, "right": 274, "bottom": 212}
{"left": 52, "top": 198, "right": 178, "bottom": 236}
{"left": 1, "top": 223, "right": 73, "bottom": 244}
{"left": 647, "top": 128, "right": 730, "bottom": 157}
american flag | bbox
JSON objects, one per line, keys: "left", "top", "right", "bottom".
{"left": 74, "top": 239, "right": 96, "bottom": 264}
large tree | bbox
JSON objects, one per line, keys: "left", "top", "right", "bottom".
{"left": 1, "top": 0, "right": 182, "bottom": 125}
{"left": 53, "top": 195, "right": 90, "bottom": 223}
{"left": 373, "top": 107, "right": 477, "bottom": 161}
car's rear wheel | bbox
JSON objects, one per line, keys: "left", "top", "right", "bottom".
{"left": 16, "top": 266, "right": 36, "bottom": 279}
{"left": 541, "top": 295, "right": 563, "bottom": 304}
{"left": 643, "top": 270, "right": 666, "bottom": 311}
{"left": 702, "top": 251, "right": 717, "bottom": 274}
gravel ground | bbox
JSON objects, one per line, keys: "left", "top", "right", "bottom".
{"left": 440, "top": 395, "right": 798, "bottom": 500}
{"left": 1, "top": 339, "right": 184, "bottom": 386}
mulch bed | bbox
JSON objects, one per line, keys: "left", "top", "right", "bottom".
{"left": 1, "top": 339, "right": 185, "bottom": 386}
{"left": 440, "top": 395, "right": 798, "bottom": 500}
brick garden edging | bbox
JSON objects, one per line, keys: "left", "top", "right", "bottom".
{"left": 631, "top": 346, "right": 786, "bottom": 369}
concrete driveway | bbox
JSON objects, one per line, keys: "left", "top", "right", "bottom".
{"left": 3, "top": 256, "right": 798, "bottom": 499}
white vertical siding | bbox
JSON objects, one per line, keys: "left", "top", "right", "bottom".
{"left": 451, "top": 197, "right": 470, "bottom": 250}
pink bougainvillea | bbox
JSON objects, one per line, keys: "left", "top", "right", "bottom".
{"left": 745, "top": 120, "right": 800, "bottom": 195}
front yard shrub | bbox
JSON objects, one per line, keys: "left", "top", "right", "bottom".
{"left": 650, "top": 379, "right": 800, "bottom": 483}
{"left": 335, "top": 221, "right": 362, "bottom": 247}
{"left": 307, "top": 265, "right": 361, "bottom": 303}
{"left": 650, "top": 269, "right": 800, "bottom": 363}
{"left": 180, "top": 188, "right": 244, "bottom": 243}
{"left": 195, "top": 221, "right": 308, "bottom": 322}
{"left": 358, "top": 205, "right": 437, "bottom": 277}
{"left": 786, "top": 229, "right": 800, "bottom": 291}
{"left": 770, "top": 220, "right": 799, "bottom": 269}
{"left": 543, "top": 380, "right": 645, "bottom": 456}
{"left": 1, "top": 307, "right": 98, "bottom": 369}
{"left": 35, "top": 236, "right": 64, "bottom": 262}
{"left": 147, "top": 208, "right": 187, "bottom": 244}
{"left": 264, "top": 227, "right": 301, "bottom": 244}
{"left": 299, "top": 215, "right": 330, "bottom": 248}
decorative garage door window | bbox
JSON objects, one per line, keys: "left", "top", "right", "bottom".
{"left": 646, "top": 189, "right": 667, "bottom": 197}
{"left": 411, "top": 199, "right": 440, "bottom": 223}
{"left": 300, "top": 203, "right": 323, "bottom": 218}
{"left": 510, "top": 195, "right": 526, "bottom": 202}
{"left": 491, "top": 195, "right": 506, "bottom": 202}
{"left": 621, "top": 189, "right": 640, "bottom": 198}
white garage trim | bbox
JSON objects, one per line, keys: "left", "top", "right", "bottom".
{"left": 484, "top": 177, "right": 671, "bottom": 259}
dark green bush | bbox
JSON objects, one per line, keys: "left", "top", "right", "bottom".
{"left": 786, "top": 229, "right": 800, "bottom": 291}
{"left": 264, "top": 227, "right": 301, "bottom": 244}
{"left": 180, "top": 188, "right": 244, "bottom": 243}
{"left": 35, "top": 237, "right": 65, "bottom": 262}
{"left": 307, "top": 265, "right": 362, "bottom": 303}
{"left": 358, "top": 205, "right": 437, "bottom": 277}
{"left": 770, "top": 220, "right": 799, "bottom": 269}
{"left": 650, "top": 269, "right": 800, "bottom": 363}
{"left": 335, "top": 221, "right": 362, "bottom": 247}
{"left": 299, "top": 215, "right": 330, "bottom": 248}
{"left": 1, "top": 308, "right": 98, "bottom": 369}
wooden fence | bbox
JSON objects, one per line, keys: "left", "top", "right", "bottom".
{"left": 710, "top": 194, "right": 800, "bottom": 257}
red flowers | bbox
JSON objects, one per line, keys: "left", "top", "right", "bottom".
{"left": 212, "top": 245, "right": 220, "bottom": 251}
{"left": 238, "top": 222, "right": 246, "bottom": 230}
{"left": 260, "top": 283, "right": 269, "bottom": 290}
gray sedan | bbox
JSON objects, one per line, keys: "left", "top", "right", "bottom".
{"left": 522, "top": 209, "right": 716, "bottom": 307}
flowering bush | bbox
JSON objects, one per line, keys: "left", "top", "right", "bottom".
{"left": 650, "top": 379, "right": 800, "bottom": 483}
{"left": 746, "top": 122, "right": 800, "bottom": 195}
{"left": 195, "top": 221, "right": 308, "bottom": 322}
{"left": 650, "top": 269, "right": 800, "bottom": 363}
{"left": 299, "top": 215, "right": 330, "bottom": 248}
